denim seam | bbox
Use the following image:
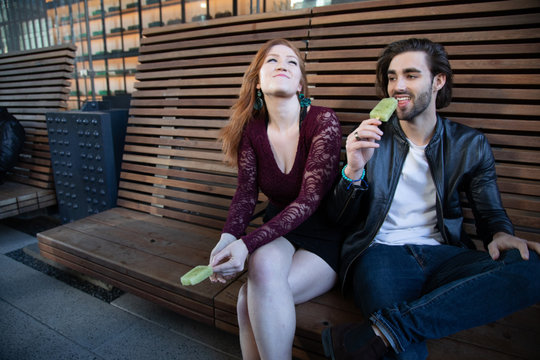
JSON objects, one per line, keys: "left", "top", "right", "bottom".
{"left": 400, "top": 262, "right": 505, "bottom": 318}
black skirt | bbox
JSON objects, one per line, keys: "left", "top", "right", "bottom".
{"left": 263, "top": 202, "right": 342, "bottom": 271}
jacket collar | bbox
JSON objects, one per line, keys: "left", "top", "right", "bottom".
{"left": 389, "top": 114, "right": 444, "bottom": 149}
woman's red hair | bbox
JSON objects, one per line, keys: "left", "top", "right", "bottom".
{"left": 220, "top": 38, "right": 308, "bottom": 167}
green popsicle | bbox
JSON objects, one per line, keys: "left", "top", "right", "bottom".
{"left": 180, "top": 265, "right": 213, "bottom": 286}
{"left": 370, "top": 97, "right": 398, "bottom": 122}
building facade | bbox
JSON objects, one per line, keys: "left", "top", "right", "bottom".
{"left": 0, "top": 0, "right": 354, "bottom": 109}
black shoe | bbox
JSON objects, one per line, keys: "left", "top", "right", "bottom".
{"left": 322, "top": 322, "right": 388, "bottom": 360}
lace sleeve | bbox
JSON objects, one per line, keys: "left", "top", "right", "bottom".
{"left": 221, "top": 131, "right": 259, "bottom": 238}
{"left": 242, "top": 109, "right": 342, "bottom": 253}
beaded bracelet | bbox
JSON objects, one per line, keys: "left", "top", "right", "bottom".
{"left": 342, "top": 164, "right": 366, "bottom": 189}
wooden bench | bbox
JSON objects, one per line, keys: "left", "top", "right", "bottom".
{"left": 38, "top": 1, "right": 539, "bottom": 359}
{"left": 0, "top": 44, "right": 75, "bottom": 218}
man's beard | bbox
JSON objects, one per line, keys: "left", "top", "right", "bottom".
{"left": 396, "top": 79, "right": 434, "bottom": 121}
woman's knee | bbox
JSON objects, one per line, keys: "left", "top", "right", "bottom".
{"left": 248, "top": 240, "right": 293, "bottom": 283}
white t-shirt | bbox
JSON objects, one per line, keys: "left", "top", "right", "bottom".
{"left": 374, "top": 140, "right": 443, "bottom": 246}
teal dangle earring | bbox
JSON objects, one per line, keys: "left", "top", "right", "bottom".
{"left": 253, "top": 89, "right": 264, "bottom": 110}
{"left": 298, "top": 93, "right": 311, "bottom": 108}
{"left": 298, "top": 93, "right": 311, "bottom": 128}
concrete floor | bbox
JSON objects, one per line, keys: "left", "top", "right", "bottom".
{"left": 0, "top": 221, "right": 242, "bottom": 360}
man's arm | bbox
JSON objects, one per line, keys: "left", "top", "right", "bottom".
{"left": 465, "top": 136, "right": 538, "bottom": 257}
{"left": 327, "top": 119, "right": 382, "bottom": 225}
{"left": 467, "top": 136, "right": 514, "bottom": 243}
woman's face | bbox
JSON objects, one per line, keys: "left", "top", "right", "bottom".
{"left": 258, "top": 44, "right": 302, "bottom": 98}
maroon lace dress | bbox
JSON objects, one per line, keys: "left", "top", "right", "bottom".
{"left": 222, "top": 105, "right": 343, "bottom": 270}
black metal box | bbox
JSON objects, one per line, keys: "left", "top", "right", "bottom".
{"left": 46, "top": 109, "right": 128, "bottom": 223}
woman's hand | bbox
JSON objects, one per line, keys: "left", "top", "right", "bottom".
{"left": 208, "top": 233, "right": 237, "bottom": 283}
{"left": 209, "top": 237, "right": 249, "bottom": 283}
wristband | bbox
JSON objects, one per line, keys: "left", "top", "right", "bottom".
{"left": 342, "top": 165, "right": 366, "bottom": 189}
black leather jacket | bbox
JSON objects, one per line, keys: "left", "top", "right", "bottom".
{"left": 327, "top": 115, "right": 514, "bottom": 291}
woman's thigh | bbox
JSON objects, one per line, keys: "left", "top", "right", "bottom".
{"left": 288, "top": 249, "right": 337, "bottom": 304}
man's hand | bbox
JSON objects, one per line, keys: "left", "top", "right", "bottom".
{"left": 488, "top": 232, "right": 540, "bottom": 260}
{"left": 209, "top": 239, "right": 249, "bottom": 283}
{"left": 345, "top": 118, "right": 383, "bottom": 178}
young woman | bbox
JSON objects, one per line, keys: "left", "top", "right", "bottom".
{"left": 209, "top": 38, "right": 342, "bottom": 360}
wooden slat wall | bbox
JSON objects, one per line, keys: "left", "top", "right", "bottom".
{"left": 37, "top": 1, "right": 539, "bottom": 359}
{"left": 0, "top": 44, "right": 76, "bottom": 218}
{"left": 117, "top": 10, "right": 312, "bottom": 230}
{"left": 307, "top": 0, "right": 540, "bottom": 245}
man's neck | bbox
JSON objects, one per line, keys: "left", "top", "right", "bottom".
{"left": 400, "top": 109, "right": 437, "bottom": 146}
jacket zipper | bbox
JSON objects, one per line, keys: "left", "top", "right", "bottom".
{"left": 426, "top": 140, "right": 449, "bottom": 244}
{"left": 340, "top": 140, "right": 408, "bottom": 291}
{"left": 335, "top": 183, "right": 357, "bottom": 223}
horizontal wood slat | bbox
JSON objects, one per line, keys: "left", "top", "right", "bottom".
{"left": 0, "top": 44, "right": 75, "bottom": 218}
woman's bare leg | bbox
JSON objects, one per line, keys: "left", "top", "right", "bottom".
{"left": 237, "top": 238, "right": 337, "bottom": 360}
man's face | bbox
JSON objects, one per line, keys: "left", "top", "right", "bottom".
{"left": 387, "top": 51, "right": 438, "bottom": 121}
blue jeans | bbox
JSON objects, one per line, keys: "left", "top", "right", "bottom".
{"left": 351, "top": 244, "right": 540, "bottom": 360}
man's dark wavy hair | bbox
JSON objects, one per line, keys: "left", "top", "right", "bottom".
{"left": 375, "top": 38, "right": 453, "bottom": 109}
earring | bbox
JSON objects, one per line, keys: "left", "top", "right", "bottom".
{"left": 253, "top": 89, "right": 264, "bottom": 110}
{"left": 298, "top": 93, "right": 311, "bottom": 108}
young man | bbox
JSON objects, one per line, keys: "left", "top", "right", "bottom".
{"left": 322, "top": 38, "right": 540, "bottom": 360}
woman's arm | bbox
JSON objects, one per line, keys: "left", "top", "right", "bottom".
{"left": 241, "top": 109, "right": 342, "bottom": 253}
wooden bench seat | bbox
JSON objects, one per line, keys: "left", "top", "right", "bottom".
{"left": 38, "top": 1, "right": 539, "bottom": 359}
{"left": 0, "top": 44, "right": 75, "bottom": 218}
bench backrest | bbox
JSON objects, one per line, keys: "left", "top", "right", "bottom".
{"left": 0, "top": 44, "right": 76, "bottom": 189}
{"left": 117, "top": 10, "right": 312, "bottom": 230}
{"left": 119, "top": 0, "right": 540, "bottom": 242}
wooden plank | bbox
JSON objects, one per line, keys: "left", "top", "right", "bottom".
{"left": 0, "top": 100, "right": 69, "bottom": 108}
{"left": 0, "top": 64, "right": 74, "bottom": 77}
{"left": 141, "top": 8, "right": 311, "bottom": 39}
{"left": 0, "top": 86, "right": 70, "bottom": 95}
{"left": 310, "top": 0, "right": 539, "bottom": 24}
{"left": 129, "top": 98, "right": 236, "bottom": 107}
{"left": 0, "top": 44, "right": 74, "bottom": 214}
{"left": 137, "top": 40, "right": 306, "bottom": 63}
{"left": 0, "top": 45, "right": 76, "bottom": 65}
{"left": 118, "top": 174, "right": 235, "bottom": 199}
{"left": 125, "top": 117, "right": 228, "bottom": 128}
{"left": 426, "top": 338, "right": 534, "bottom": 360}
{"left": 141, "top": 14, "right": 311, "bottom": 46}
{"left": 0, "top": 79, "right": 71, "bottom": 89}
{"left": 0, "top": 181, "right": 55, "bottom": 219}
{"left": 309, "top": 13, "right": 539, "bottom": 38}
{"left": 121, "top": 154, "right": 233, "bottom": 174}
{"left": 123, "top": 144, "right": 224, "bottom": 161}
{"left": 37, "top": 211, "right": 233, "bottom": 306}
{"left": 0, "top": 93, "right": 69, "bottom": 101}
{"left": 0, "top": 56, "right": 75, "bottom": 71}
{"left": 38, "top": 242, "right": 215, "bottom": 326}
{"left": 116, "top": 199, "right": 229, "bottom": 230}
{"left": 124, "top": 125, "right": 222, "bottom": 138}
{"left": 141, "top": 24, "right": 310, "bottom": 54}
{"left": 120, "top": 163, "right": 237, "bottom": 186}
{"left": 133, "top": 77, "right": 244, "bottom": 89}
{"left": 135, "top": 65, "right": 248, "bottom": 80}
{"left": 0, "top": 71, "right": 73, "bottom": 83}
